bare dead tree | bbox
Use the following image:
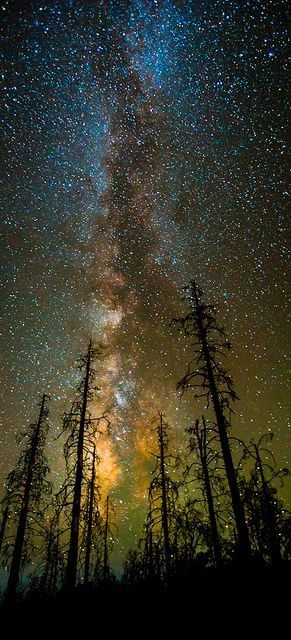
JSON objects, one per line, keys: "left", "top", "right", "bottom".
{"left": 172, "top": 280, "right": 251, "bottom": 563}
{"left": 83, "top": 443, "right": 101, "bottom": 585}
{"left": 238, "top": 433, "right": 289, "bottom": 565}
{"left": 59, "top": 339, "right": 107, "bottom": 590}
{"left": 40, "top": 507, "right": 63, "bottom": 596}
{"left": 4, "top": 394, "right": 51, "bottom": 604}
{"left": 186, "top": 417, "right": 223, "bottom": 566}
{"left": 146, "top": 412, "right": 179, "bottom": 583}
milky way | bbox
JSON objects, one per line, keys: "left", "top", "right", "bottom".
{"left": 1, "top": 1, "right": 290, "bottom": 571}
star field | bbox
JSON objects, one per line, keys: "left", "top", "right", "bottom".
{"left": 0, "top": 0, "right": 290, "bottom": 573}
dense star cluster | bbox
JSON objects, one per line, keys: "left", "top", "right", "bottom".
{"left": 0, "top": 1, "right": 290, "bottom": 572}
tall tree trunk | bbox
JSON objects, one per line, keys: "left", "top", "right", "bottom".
{"left": 197, "top": 417, "right": 222, "bottom": 566}
{"left": 84, "top": 444, "right": 96, "bottom": 585}
{"left": 193, "top": 284, "right": 251, "bottom": 563}
{"left": 5, "top": 394, "right": 47, "bottom": 604}
{"left": 65, "top": 340, "right": 92, "bottom": 590}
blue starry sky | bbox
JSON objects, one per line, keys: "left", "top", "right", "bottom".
{"left": 0, "top": 0, "right": 290, "bottom": 570}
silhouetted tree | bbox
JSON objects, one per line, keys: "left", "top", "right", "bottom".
{"left": 91, "top": 494, "right": 116, "bottom": 585}
{"left": 238, "top": 433, "right": 289, "bottom": 564}
{"left": 173, "top": 280, "right": 251, "bottom": 562}
{"left": 186, "top": 417, "right": 223, "bottom": 566}
{"left": 145, "top": 412, "right": 179, "bottom": 583}
{"left": 4, "top": 394, "right": 51, "bottom": 604}
{"left": 40, "top": 508, "right": 64, "bottom": 595}
{"left": 172, "top": 497, "right": 208, "bottom": 576}
{"left": 58, "top": 339, "right": 107, "bottom": 590}
{"left": 122, "top": 548, "right": 144, "bottom": 586}
{"left": 83, "top": 443, "right": 101, "bottom": 585}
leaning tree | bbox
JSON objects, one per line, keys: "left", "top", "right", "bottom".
{"left": 4, "top": 394, "right": 51, "bottom": 604}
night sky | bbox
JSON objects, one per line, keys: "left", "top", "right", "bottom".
{"left": 1, "top": 0, "right": 290, "bottom": 574}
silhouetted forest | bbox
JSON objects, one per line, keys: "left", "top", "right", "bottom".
{"left": 1, "top": 282, "right": 290, "bottom": 628}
